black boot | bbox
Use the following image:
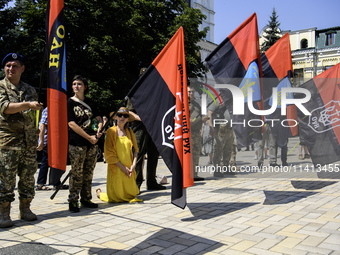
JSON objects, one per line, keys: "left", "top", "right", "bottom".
{"left": 80, "top": 199, "right": 98, "bottom": 208}
{"left": 0, "top": 202, "right": 13, "bottom": 228}
{"left": 19, "top": 198, "right": 37, "bottom": 221}
{"left": 69, "top": 201, "right": 80, "bottom": 213}
{"left": 147, "top": 183, "right": 166, "bottom": 190}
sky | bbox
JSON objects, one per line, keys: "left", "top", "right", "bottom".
{"left": 214, "top": 0, "right": 340, "bottom": 45}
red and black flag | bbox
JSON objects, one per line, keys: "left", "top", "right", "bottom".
{"left": 205, "top": 13, "right": 263, "bottom": 148}
{"left": 46, "top": 0, "right": 68, "bottom": 172}
{"left": 298, "top": 63, "right": 340, "bottom": 165}
{"left": 261, "top": 33, "right": 298, "bottom": 147}
{"left": 127, "top": 27, "right": 193, "bottom": 209}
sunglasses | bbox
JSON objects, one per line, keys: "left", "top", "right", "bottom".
{"left": 117, "top": 113, "right": 129, "bottom": 118}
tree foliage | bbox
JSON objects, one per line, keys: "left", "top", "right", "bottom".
{"left": 0, "top": 0, "right": 208, "bottom": 115}
{"left": 0, "top": 0, "right": 27, "bottom": 74}
{"left": 261, "top": 8, "right": 281, "bottom": 53}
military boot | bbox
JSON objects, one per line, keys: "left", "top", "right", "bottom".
{"left": 0, "top": 202, "right": 13, "bottom": 228}
{"left": 19, "top": 198, "right": 37, "bottom": 221}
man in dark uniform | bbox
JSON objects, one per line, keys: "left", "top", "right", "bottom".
{"left": 0, "top": 53, "right": 42, "bottom": 228}
{"left": 127, "top": 68, "right": 166, "bottom": 190}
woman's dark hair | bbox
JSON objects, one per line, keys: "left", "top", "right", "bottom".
{"left": 72, "top": 75, "right": 89, "bottom": 95}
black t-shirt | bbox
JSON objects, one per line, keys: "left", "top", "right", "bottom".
{"left": 67, "top": 97, "right": 99, "bottom": 146}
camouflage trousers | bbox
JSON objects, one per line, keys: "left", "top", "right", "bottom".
{"left": 213, "top": 126, "right": 237, "bottom": 167}
{"left": 68, "top": 144, "right": 98, "bottom": 203}
{"left": 0, "top": 147, "right": 37, "bottom": 203}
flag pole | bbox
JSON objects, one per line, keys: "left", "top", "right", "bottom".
{"left": 36, "top": 41, "right": 48, "bottom": 128}
{"left": 287, "top": 141, "right": 300, "bottom": 156}
{"left": 50, "top": 171, "right": 70, "bottom": 200}
{"left": 38, "top": 41, "right": 47, "bottom": 103}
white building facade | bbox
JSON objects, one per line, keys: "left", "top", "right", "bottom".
{"left": 260, "top": 26, "right": 340, "bottom": 86}
{"left": 187, "top": 0, "right": 217, "bottom": 85}
{"left": 187, "top": 0, "right": 215, "bottom": 43}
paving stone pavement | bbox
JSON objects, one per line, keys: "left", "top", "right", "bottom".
{"left": 1, "top": 137, "right": 340, "bottom": 254}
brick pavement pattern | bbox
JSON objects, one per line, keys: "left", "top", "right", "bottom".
{"left": 0, "top": 137, "right": 339, "bottom": 254}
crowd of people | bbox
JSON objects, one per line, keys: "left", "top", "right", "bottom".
{"left": 188, "top": 82, "right": 312, "bottom": 178}
{"left": 0, "top": 53, "right": 166, "bottom": 228}
{"left": 0, "top": 52, "right": 311, "bottom": 229}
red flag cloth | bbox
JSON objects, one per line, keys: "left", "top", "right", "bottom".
{"left": 298, "top": 63, "right": 340, "bottom": 165}
{"left": 206, "top": 13, "right": 262, "bottom": 85}
{"left": 46, "top": 0, "right": 68, "bottom": 171}
{"left": 128, "top": 27, "right": 193, "bottom": 209}
{"left": 261, "top": 33, "right": 298, "bottom": 147}
{"left": 205, "top": 13, "right": 263, "bottom": 147}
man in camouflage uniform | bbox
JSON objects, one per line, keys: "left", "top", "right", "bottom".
{"left": 0, "top": 53, "right": 42, "bottom": 228}
{"left": 188, "top": 86, "right": 205, "bottom": 181}
{"left": 207, "top": 91, "right": 237, "bottom": 177}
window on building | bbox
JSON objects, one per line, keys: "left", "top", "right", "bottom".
{"left": 294, "top": 69, "right": 304, "bottom": 86}
{"left": 325, "top": 65, "right": 333, "bottom": 70}
{"left": 300, "top": 39, "right": 308, "bottom": 49}
{"left": 326, "top": 33, "right": 335, "bottom": 46}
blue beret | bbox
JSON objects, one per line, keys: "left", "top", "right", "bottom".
{"left": 2, "top": 53, "right": 24, "bottom": 67}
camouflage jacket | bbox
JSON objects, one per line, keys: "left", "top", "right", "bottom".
{"left": 0, "top": 78, "right": 38, "bottom": 150}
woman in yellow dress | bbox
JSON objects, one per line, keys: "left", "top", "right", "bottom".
{"left": 96, "top": 107, "right": 142, "bottom": 203}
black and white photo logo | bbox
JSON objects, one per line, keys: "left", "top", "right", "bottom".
{"left": 309, "top": 100, "right": 340, "bottom": 133}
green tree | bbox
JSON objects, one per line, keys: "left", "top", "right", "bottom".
{"left": 0, "top": 0, "right": 48, "bottom": 91}
{"left": 0, "top": 1, "right": 27, "bottom": 69}
{"left": 3, "top": 0, "right": 208, "bottom": 115}
{"left": 261, "top": 8, "right": 281, "bottom": 53}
